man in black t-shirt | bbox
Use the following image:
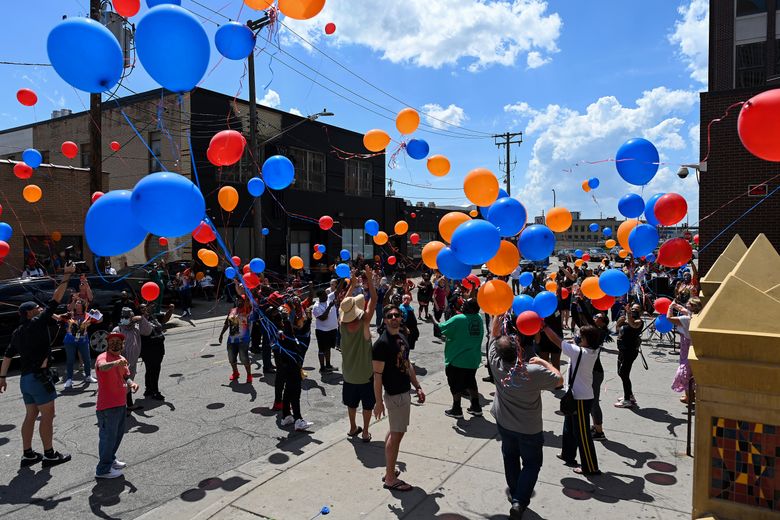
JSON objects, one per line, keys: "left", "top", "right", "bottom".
{"left": 0, "top": 263, "right": 75, "bottom": 468}
{"left": 372, "top": 305, "right": 425, "bottom": 492}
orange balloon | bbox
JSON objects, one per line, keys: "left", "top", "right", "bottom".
{"left": 581, "top": 276, "right": 605, "bottom": 300}
{"left": 486, "top": 241, "right": 520, "bottom": 276}
{"left": 477, "top": 280, "right": 514, "bottom": 315}
{"left": 373, "top": 231, "right": 389, "bottom": 245}
{"left": 290, "top": 256, "right": 304, "bottom": 270}
{"left": 582, "top": 180, "right": 591, "bottom": 192}
{"left": 546, "top": 207, "right": 572, "bottom": 233}
{"left": 439, "top": 211, "right": 471, "bottom": 243}
{"left": 605, "top": 239, "right": 617, "bottom": 249}
{"left": 363, "top": 129, "right": 391, "bottom": 152}
{"left": 218, "top": 186, "right": 239, "bottom": 212}
{"left": 574, "top": 259, "right": 584, "bottom": 267}
{"left": 195, "top": 271, "right": 205, "bottom": 281}
{"left": 422, "top": 241, "right": 445, "bottom": 269}
{"left": 549, "top": 272, "right": 557, "bottom": 280}
{"left": 278, "top": 0, "right": 325, "bottom": 20}
{"left": 618, "top": 249, "right": 629, "bottom": 259}
{"left": 469, "top": 209, "right": 478, "bottom": 217}
{"left": 313, "top": 251, "right": 323, "bottom": 260}
{"left": 464, "top": 168, "right": 499, "bottom": 207}
{"left": 545, "top": 281, "right": 558, "bottom": 293}
{"left": 617, "top": 219, "right": 640, "bottom": 251}
{"left": 244, "top": 0, "right": 273, "bottom": 9}
{"left": 51, "top": 231, "right": 62, "bottom": 242}
{"left": 426, "top": 155, "right": 450, "bottom": 177}
{"left": 396, "top": 108, "right": 420, "bottom": 134}
{"left": 199, "top": 249, "right": 218, "bottom": 267}
{"left": 394, "top": 220, "right": 409, "bottom": 235}
{"left": 23, "top": 184, "right": 42, "bottom": 203}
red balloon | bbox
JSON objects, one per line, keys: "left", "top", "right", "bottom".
{"left": 244, "top": 272, "right": 260, "bottom": 289}
{"left": 114, "top": 0, "right": 140, "bottom": 17}
{"left": 192, "top": 221, "right": 216, "bottom": 243}
{"left": 91, "top": 191, "right": 104, "bottom": 204}
{"left": 461, "top": 274, "right": 481, "bottom": 290}
{"left": 657, "top": 238, "right": 693, "bottom": 268}
{"left": 16, "top": 88, "right": 37, "bottom": 107}
{"left": 561, "top": 287, "right": 570, "bottom": 299}
{"left": 325, "top": 22, "right": 336, "bottom": 35}
{"left": 738, "top": 88, "right": 780, "bottom": 162}
{"left": 141, "top": 281, "right": 161, "bottom": 301}
{"left": 319, "top": 215, "right": 333, "bottom": 230}
{"left": 409, "top": 233, "right": 420, "bottom": 245}
{"left": 0, "top": 203, "right": 3, "bottom": 217}
{"left": 582, "top": 253, "right": 591, "bottom": 262}
{"left": 13, "top": 163, "right": 33, "bottom": 179}
{"left": 592, "top": 294, "right": 615, "bottom": 311}
{"left": 110, "top": 141, "right": 121, "bottom": 152}
{"left": 387, "top": 255, "right": 397, "bottom": 265}
{"left": 243, "top": 264, "right": 251, "bottom": 274}
{"left": 0, "top": 240, "right": 9, "bottom": 258}
{"left": 693, "top": 234, "right": 699, "bottom": 245}
{"left": 654, "top": 193, "right": 687, "bottom": 226}
{"left": 158, "top": 237, "right": 169, "bottom": 247}
{"left": 654, "top": 297, "right": 672, "bottom": 315}
{"left": 232, "top": 256, "right": 241, "bottom": 267}
{"left": 410, "top": 212, "right": 416, "bottom": 218}
{"left": 61, "top": 141, "right": 78, "bottom": 159}
{"left": 209, "top": 130, "right": 245, "bottom": 167}
{"left": 516, "top": 310, "right": 543, "bottom": 336}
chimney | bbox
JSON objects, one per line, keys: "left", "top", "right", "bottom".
{"left": 51, "top": 110, "right": 61, "bottom": 119}
{"left": 61, "top": 109, "right": 72, "bottom": 117}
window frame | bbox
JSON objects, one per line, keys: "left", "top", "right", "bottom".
{"left": 345, "top": 159, "right": 373, "bottom": 197}
{"left": 289, "top": 146, "right": 326, "bottom": 192}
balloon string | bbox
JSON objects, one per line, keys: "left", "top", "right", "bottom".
{"left": 695, "top": 170, "right": 780, "bottom": 226}
{"left": 118, "top": 102, "right": 168, "bottom": 172}
{"left": 92, "top": 242, "right": 188, "bottom": 286}
{"left": 701, "top": 101, "right": 745, "bottom": 165}
{"left": 158, "top": 93, "right": 181, "bottom": 165}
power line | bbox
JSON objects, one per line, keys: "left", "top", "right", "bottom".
{"left": 0, "top": 61, "right": 51, "bottom": 66}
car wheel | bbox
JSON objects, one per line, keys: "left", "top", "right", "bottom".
{"left": 90, "top": 329, "right": 108, "bottom": 355}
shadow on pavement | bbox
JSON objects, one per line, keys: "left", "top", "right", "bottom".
{"left": 88, "top": 477, "right": 137, "bottom": 520}
{"left": 560, "top": 471, "right": 653, "bottom": 504}
{"left": 125, "top": 414, "right": 160, "bottom": 435}
{"left": 629, "top": 407, "right": 687, "bottom": 437}
{"left": 179, "top": 475, "right": 250, "bottom": 503}
{"left": 451, "top": 415, "right": 498, "bottom": 440}
{"left": 599, "top": 438, "right": 657, "bottom": 469}
{"left": 0, "top": 467, "right": 72, "bottom": 511}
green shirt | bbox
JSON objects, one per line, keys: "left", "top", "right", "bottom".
{"left": 340, "top": 322, "right": 373, "bottom": 384}
{"left": 441, "top": 313, "right": 484, "bottom": 369}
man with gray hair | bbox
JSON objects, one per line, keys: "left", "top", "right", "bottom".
{"left": 113, "top": 308, "right": 152, "bottom": 412}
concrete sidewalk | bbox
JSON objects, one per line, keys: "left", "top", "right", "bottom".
{"left": 139, "top": 335, "right": 695, "bottom": 520}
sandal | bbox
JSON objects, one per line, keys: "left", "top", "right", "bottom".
{"left": 347, "top": 426, "right": 363, "bottom": 438}
{"left": 362, "top": 432, "right": 372, "bottom": 443}
{"left": 573, "top": 467, "right": 602, "bottom": 476}
{"left": 381, "top": 469, "right": 401, "bottom": 482}
{"left": 383, "top": 479, "right": 413, "bottom": 491}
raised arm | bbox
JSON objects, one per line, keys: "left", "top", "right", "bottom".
{"left": 364, "top": 266, "right": 377, "bottom": 319}
{"left": 541, "top": 323, "right": 563, "bottom": 349}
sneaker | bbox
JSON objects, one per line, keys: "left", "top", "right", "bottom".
{"left": 614, "top": 399, "right": 634, "bottom": 408}
{"left": 85, "top": 375, "right": 98, "bottom": 384}
{"left": 272, "top": 401, "right": 283, "bottom": 411}
{"left": 42, "top": 451, "right": 71, "bottom": 468}
{"left": 21, "top": 451, "right": 43, "bottom": 467}
{"left": 482, "top": 376, "right": 494, "bottom": 383}
{"left": 63, "top": 379, "right": 73, "bottom": 389}
{"left": 294, "top": 419, "right": 313, "bottom": 431}
{"left": 246, "top": 374, "right": 253, "bottom": 383}
{"left": 591, "top": 429, "right": 606, "bottom": 441}
{"left": 229, "top": 371, "right": 240, "bottom": 381}
{"left": 325, "top": 365, "right": 338, "bottom": 372}
{"left": 318, "top": 367, "right": 329, "bottom": 373}
{"left": 151, "top": 393, "right": 165, "bottom": 401}
{"left": 444, "top": 408, "right": 464, "bottom": 419}
{"left": 629, "top": 395, "right": 637, "bottom": 405}
{"left": 96, "top": 468, "right": 124, "bottom": 479}
{"left": 466, "top": 406, "right": 483, "bottom": 417}
{"left": 509, "top": 503, "right": 526, "bottom": 520}
{"left": 112, "top": 459, "right": 127, "bottom": 469}
{"left": 281, "top": 415, "right": 295, "bottom": 426}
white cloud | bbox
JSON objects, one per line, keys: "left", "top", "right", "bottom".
{"left": 669, "top": 0, "right": 709, "bottom": 85}
{"left": 421, "top": 103, "right": 467, "bottom": 130}
{"left": 283, "top": 0, "right": 562, "bottom": 71}
{"left": 526, "top": 51, "right": 551, "bottom": 69}
{"left": 289, "top": 107, "right": 303, "bottom": 116}
{"left": 258, "top": 89, "right": 280, "bottom": 108}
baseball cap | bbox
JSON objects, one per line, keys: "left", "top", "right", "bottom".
{"left": 18, "top": 301, "right": 39, "bottom": 315}
{"left": 107, "top": 332, "right": 125, "bottom": 342}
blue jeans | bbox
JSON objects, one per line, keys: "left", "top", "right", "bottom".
{"left": 65, "top": 339, "right": 91, "bottom": 380}
{"left": 496, "top": 423, "right": 544, "bottom": 507}
{"left": 96, "top": 406, "right": 126, "bottom": 475}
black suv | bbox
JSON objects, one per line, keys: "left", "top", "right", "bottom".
{"left": 0, "top": 275, "right": 138, "bottom": 357}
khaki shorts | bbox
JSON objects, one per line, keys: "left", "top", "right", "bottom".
{"left": 385, "top": 392, "right": 412, "bottom": 433}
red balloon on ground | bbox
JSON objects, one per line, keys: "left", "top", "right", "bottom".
{"left": 325, "top": 22, "right": 336, "bottom": 35}
{"left": 409, "top": 233, "right": 420, "bottom": 245}
{"left": 114, "top": 0, "right": 140, "bottom": 17}
{"left": 13, "top": 163, "right": 33, "bottom": 179}
{"left": 657, "top": 238, "right": 693, "bottom": 268}
{"left": 592, "top": 294, "right": 615, "bottom": 311}
{"left": 654, "top": 193, "right": 687, "bottom": 226}
{"left": 737, "top": 88, "right": 780, "bottom": 162}
{"left": 91, "top": 191, "right": 104, "bottom": 204}
{"left": 0, "top": 240, "right": 9, "bottom": 258}
{"left": 110, "top": 141, "right": 121, "bottom": 152}
{"left": 158, "top": 237, "right": 169, "bottom": 247}
{"left": 319, "top": 215, "right": 334, "bottom": 230}
{"left": 387, "top": 256, "right": 396, "bottom": 265}
{"left": 192, "top": 221, "right": 216, "bottom": 243}
{"left": 516, "top": 310, "right": 543, "bottom": 335}
{"left": 654, "top": 297, "right": 672, "bottom": 315}
{"left": 209, "top": 130, "right": 245, "bottom": 167}
{"left": 141, "top": 281, "right": 161, "bottom": 301}
{"left": 61, "top": 141, "right": 78, "bottom": 159}
{"left": 16, "top": 88, "right": 37, "bottom": 106}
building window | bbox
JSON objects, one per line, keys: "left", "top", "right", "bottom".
{"left": 290, "top": 230, "right": 311, "bottom": 270}
{"left": 345, "top": 160, "right": 373, "bottom": 197}
{"left": 342, "top": 227, "right": 373, "bottom": 260}
{"left": 736, "top": 0, "right": 766, "bottom": 17}
{"left": 80, "top": 142, "right": 91, "bottom": 169}
{"left": 736, "top": 41, "right": 766, "bottom": 87}
{"left": 288, "top": 147, "right": 326, "bottom": 192}
{"left": 149, "top": 130, "right": 162, "bottom": 171}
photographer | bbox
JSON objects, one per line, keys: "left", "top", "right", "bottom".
{"left": 0, "top": 263, "right": 76, "bottom": 468}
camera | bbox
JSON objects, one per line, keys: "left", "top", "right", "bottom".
{"left": 677, "top": 166, "right": 689, "bottom": 179}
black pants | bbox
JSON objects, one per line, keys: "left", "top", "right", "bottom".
{"left": 141, "top": 338, "right": 165, "bottom": 395}
{"left": 277, "top": 362, "right": 302, "bottom": 420}
{"left": 445, "top": 365, "right": 480, "bottom": 411}
{"left": 258, "top": 327, "right": 274, "bottom": 370}
{"left": 561, "top": 399, "right": 599, "bottom": 473}
{"left": 617, "top": 347, "right": 638, "bottom": 400}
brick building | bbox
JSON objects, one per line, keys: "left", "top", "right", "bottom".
{"left": 700, "top": 0, "right": 780, "bottom": 272}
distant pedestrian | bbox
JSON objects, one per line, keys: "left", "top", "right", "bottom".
{"left": 312, "top": 289, "right": 338, "bottom": 373}
{"left": 438, "top": 298, "right": 484, "bottom": 418}
{"left": 140, "top": 303, "right": 175, "bottom": 401}
{"left": 219, "top": 293, "right": 255, "bottom": 384}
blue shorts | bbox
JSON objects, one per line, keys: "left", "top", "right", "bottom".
{"left": 342, "top": 380, "right": 376, "bottom": 410}
{"left": 20, "top": 373, "right": 57, "bottom": 406}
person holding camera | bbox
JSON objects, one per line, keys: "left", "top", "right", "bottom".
{"left": 614, "top": 304, "right": 643, "bottom": 408}
{"left": 0, "top": 263, "right": 76, "bottom": 468}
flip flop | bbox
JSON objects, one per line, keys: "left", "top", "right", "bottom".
{"left": 573, "top": 467, "right": 602, "bottom": 476}
{"left": 361, "top": 432, "right": 372, "bottom": 443}
{"left": 381, "top": 469, "right": 401, "bottom": 482}
{"left": 383, "top": 479, "right": 413, "bottom": 491}
{"left": 347, "top": 426, "right": 363, "bottom": 438}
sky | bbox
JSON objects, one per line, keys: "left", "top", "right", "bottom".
{"left": 0, "top": 0, "right": 708, "bottom": 222}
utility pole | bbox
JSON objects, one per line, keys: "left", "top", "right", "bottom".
{"left": 493, "top": 132, "right": 522, "bottom": 196}
{"left": 89, "top": 0, "right": 102, "bottom": 195}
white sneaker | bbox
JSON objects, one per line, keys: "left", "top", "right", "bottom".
{"left": 294, "top": 419, "right": 313, "bottom": 431}
{"left": 63, "top": 379, "right": 73, "bottom": 389}
{"left": 280, "top": 415, "right": 295, "bottom": 426}
{"left": 86, "top": 376, "right": 98, "bottom": 384}
{"left": 96, "top": 468, "right": 123, "bottom": 479}
{"left": 112, "top": 460, "right": 127, "bottom": 469}
{"left": 614, "top": 399, "right": 633, "bottom": 408}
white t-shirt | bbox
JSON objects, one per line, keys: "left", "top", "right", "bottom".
{"left": 561, "top": 340, "right": 598, "bottom": 400}
{"left": 200, "top": 275, "right": 214, "bottom": 288}
{"left": 675, "top": 315, "right": 691, "bottom": 340}
{"left": 312, "top": 300, "right": 338, "bottom": 331}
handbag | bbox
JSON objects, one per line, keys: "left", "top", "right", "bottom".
{"left": 559, "top": 349, "right": 583, "bottom": 416}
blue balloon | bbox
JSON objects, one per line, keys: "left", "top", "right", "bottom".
{"left": 645, "top": 253, "right": 656, "bottom": 263}
{"left": 588, "top": 177, "right": 600, "bottom": 189}
{"left": 588, "top": 223, "right": 599, "bottom": 232}
{"left": 512, "top": 294, "right": 534, "bottom": 315}
{"left": 249, "top": 258, "right": 265, "bottom": 273}
{"left": 628, "top": 224, "right": 659, "bottom": 258}
{"left": 262, "top": 155, "right": 295, "bottom": 190}
{"left": 317, "top": 244, "right": 325, "bottom": 253}
{"left": 147, "top": 0, "right": 181, "bottom": 6}
{"left": 340, "top": 249, "right": 350, "bottom": 261}
{"left": 436, "top": 247, "right": 471, "bottom": 280}
{"left": 519, "top": 271, "right": 534, "bottom": 287}
{"left": 574, "top": 249, "right": 583, "bottom": 258}
{"left": 644, "top": 193, "right": 665, "bottom": 227}
{"left": 364, "top": 219, "right": 379, "bottom": 237}
{"left": 225, "top": 267, "right": 236, "bottom": 279}
{"left": 131, "top": 172, "right": 205, "bottom": 237}
{"left": 22, "top": 149, "right": 42, "bottom": 169}
{"left": 655, "top": 315, "right": 674, "bottom": 334}
{"left": 261, "top": 227, "right": 269, "bottom": 235}
{"left": 603, "top": 227, "right": 613, "bottom": 237}
{"left": 487, "top": 197, "right": 527, "bottom": 237}
{"left": 479, "top": 188, "right": 509, "bottom": 217}
{"left": 533, "top": 291, "right": 557, "bottom": 318}
{"left": 215, "top": 21, "right": 255, "bottom": 60}
{"left": 618, "top": 193, "right": 645, "bottom": 218}
{"left": 616, "top": 137, "right": 659, "bottom": 186}
{"left": 136, "top": 5, "right": 210, "bottom": 92}
{"left": 451, "top": 220, "right": 501, "bottom": 265}
{"left": 86, "top": 190, "right": 147, "bottom": 256}
{"left": 405, "top": 139, "right": 429, "bottom": 160}
{"left": 335, "top": 263, "right": 351, "bottom": 278}
{"left": 47, "top": 18, "right": 123, "bottom": 93}
{"left": 247, "top": 177, "right": 265, "bottom": 197}
{"left": 598, "top": 269, "right": 630, "bottom": 297}
{"left": 518, "top": 225, "right": 555, "bottom": 261}
{"left": 0, "top": 222, "right": 12, "bottom": 242}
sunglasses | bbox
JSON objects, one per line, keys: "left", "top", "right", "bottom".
{"left": 384, "top": 313, "right": 402, "bottom": 319}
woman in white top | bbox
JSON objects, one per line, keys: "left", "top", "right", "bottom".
{"left": 667, "top": 297, "right": 702, "bottom": 404}
{"left": 542, "top": 324, "right": 602, "bottom": 475}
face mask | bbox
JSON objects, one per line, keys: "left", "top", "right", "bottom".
{"left": 631, "top": 311, "right": 641, "bottom": 319}
{"left": 119, "top": 318, "right": 131, "bottom": 326}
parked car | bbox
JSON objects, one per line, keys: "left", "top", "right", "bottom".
{"left": 587, "top": 248, "right": 608, "bottom": 262}
{"left": 557, "top": 249, "right": 575, "bottom": 261}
